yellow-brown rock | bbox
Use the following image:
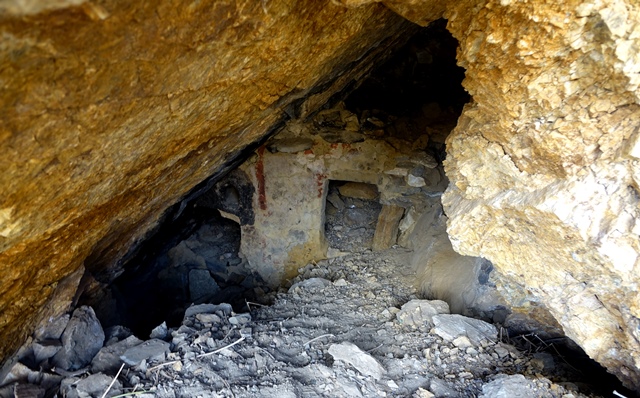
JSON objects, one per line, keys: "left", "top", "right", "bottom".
{"left": 0, "top": 0, "right": 416, "bottom": 364}
{"left": 440, "top": 0, "right": 640, "bottom": 390}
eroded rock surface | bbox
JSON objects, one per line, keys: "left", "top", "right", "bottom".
{"left": 0, "top": 0, "right": 416, "bottom": 363}
{"left": 440, "top": 0, "right": 640, "bottom": 389}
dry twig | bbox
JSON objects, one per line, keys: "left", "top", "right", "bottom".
{"left": 100, "top": 363, "right": 125, "bottom": 398}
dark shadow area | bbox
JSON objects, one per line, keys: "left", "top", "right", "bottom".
{"left": 344, "top": 18, "right": 469, "bottom": 163}
{"left": 82, "top": 171, "right": 270, "bottom": 339}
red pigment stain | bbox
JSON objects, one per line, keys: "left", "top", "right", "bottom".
{"left": 341, "top": 143, "right": 351, "bottom": 150}
{"left": 330, "top": 143, "right": 338, "bottom": 149}
{"left": 315, "top": 173, "right": 326, "bottom": 198}
{"left": 304, "top": 149, "right": 314, "bottom": 155}
{"left": 256, "top": 146, "right": 267, "bottom": 210}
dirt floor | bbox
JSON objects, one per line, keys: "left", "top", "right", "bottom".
{"left": 105, "top": 248, "right": 607, "bottom": 398}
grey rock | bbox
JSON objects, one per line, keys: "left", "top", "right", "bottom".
{"left": 344, "top": 208, "right": 370, "bottom": 226}
{"left": 188, "top": 269, "right": 220, "bottom": 303}
{"left": 13, "top": 384, "right": 45, "bottom": 398}
{"left": 195, "top": 313, "right": 221, "bottom": 324}
{"left": 431, "top": 314, "right": 497, "bottom": 346}
{"left": 120, "top": 339, "right": 170, "bottom": 366}
{"left": 184, "top": 303, "right": 232, "bottom": 318}
{"left": 149, "top": 321, "right": 168, "bottom": 340}
{"left": 326, "top": 192, "right": 345, "bottom": 211}
{"left": 91, "top": 335, "right": 143, "bottom": 373}
{"left": 328, "top": 342, "right": 386, "bottom": 380}
{"left": 429, "top": 378, "right": 458, "bottom": 397}
{"left": 34, "top": 314, "right": 70, "bottom": 341}
{"left": 479, "top": 374, "right": 535, "bottom": 398}
{"left": 32, "top": 340, "right": 62, "bottom": 364}
{"left": 267, "top": 137, "right": 314, "bottom": 153}
{"left": 289, "top": 278, "right": 332, "bottom": 292}
{"left": 396, "top": 299, "right": 450, "bottom": 328}
{"left": 61, "top": 373, "right": 122, "bottom": 398}
{"left": 52, "top": 306, "right": 105, "bottom": 371}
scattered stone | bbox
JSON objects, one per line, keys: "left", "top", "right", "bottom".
{"left": 479, "top": 374, "right": 535, "bottom": 397}
{"left": 338, "top": 182, "right": 379, "bottom": 200}
{"left": 61, "top": 373, "right": 122, "bottom": 398}
{"left": 52, "top": 306, "right": 105, "bottom": 371}
{"left": 289, "top": 277, "right": 332, "bottom": 292}
{"left": 195, "top": 313, "right": 221, "bottom": 324}
{"left": 184, "top": 303, "right": 232, "bottom": 318}
{"left": 407, "top": 174, "right": 426, "bottom": 187}
{"left": 429, "top": 378, "right": 458, "bottom": 397}
{"left": 431, "top": 314, "right": 497, "bottom": 346}
{"left": 396, "top": 299, "right": 450, "bottom": 328}
{"left": 328, "top": 342, "right": 386, "bottom": 380}
{"left": 413, "top": 387, "right": 436, "bottom": 398}
{"left": 326, "top": 192, "right": 345, "bottom": 211}
{"left": 333, "top": 278, "right": 348, "bottom": 286}
{"left": 91, "top": 335, "right": 143, "bottom": 374}
{"left": 229, "top": 313, "right": 251, "bottom": 326}
{"left": 120, "top": 339, "right": 170, "bottom": 366}
{"left": 149, "top": 321, "right": 168, "bottom": 340}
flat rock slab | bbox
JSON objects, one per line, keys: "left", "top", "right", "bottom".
{"left": 479, "top": 374, "right": 536, "bottom": 397}
{"left": 431, "top": 314, "right": 497, "bottom": 346}
{"left": 372, "top": 205, "right": 405, "bottom": 251}
{"left": 61, "top": 373, "right": 122, "bottom": 398}
{"left": 91, "top": 335, "right": 143, "bottom": 374}
{"left": 184, "top": 303, "right": 232, "bottom": 318}
{"left": 289, "top": 278, "right": 332, "bottom": 293}
{"left": 268, "top": 137, "right": 314, "bottom": 153}
{"left": 338, "top": 182, "right": 379, "bottom": 200}
{"left": 328, "top": 342, "right": 386, "bottom": 380}
{"left": 396, "top": 299, "right": 450, "bottom": 328}
{"left": 120, "top": 339, "right": 170, "bottom": 366}
{"left": 52, "top": 306, "right": 104, "bottom": 371}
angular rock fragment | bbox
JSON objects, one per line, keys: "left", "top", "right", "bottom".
{"left": 91, "top": 335, "right": 143, "bottom": 374}
{"left": 120, "top": 339, "right": 170, "bottom": 366}
{"left": 184, "top": 303, "right": 232, "bottom": 318}
{"left": 328, "top": 342, "right": 386, "bottom": 380}
{"left": 61, "top": 373, "right": 122, "bottom": 398}
{"left": 338, "top": 182, "right": 379, "bottom": 200}
{"left": 52, "top": 307, "right": 105, "bottom": 371}
{"left": 396, "top": 299, "right": 450, "bottom": 328}
{"left": 431, "top": 314, "right": 497, "bottom": 346}
{"left": 372, "top": 205, "right": 405, "bottom": 251}
{"left": 289, "top": 278, "right": 332, "bottom": 293}
{"left": 479, "top": 374, "right": 535, "bottom": 397}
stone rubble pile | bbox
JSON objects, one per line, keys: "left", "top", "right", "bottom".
{"left": 0, "top": 248, "right": 604, "bottom": 398}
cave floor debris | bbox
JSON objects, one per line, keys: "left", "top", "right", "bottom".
{"left": 3, "top": 248, "right": 610, "bottom": 398}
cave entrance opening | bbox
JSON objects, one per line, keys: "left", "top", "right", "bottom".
{"left": 82, "top": 18, "right": 471, "bottom": 339}
{"left": 324, "top": 180, "right": 382, "bottom": 252}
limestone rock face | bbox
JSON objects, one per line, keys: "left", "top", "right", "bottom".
{"left": 441, "top": 0, "right": 640, "bottom": 389}
{"left": 0, "top": 0, "right": 415, "bottom": 363}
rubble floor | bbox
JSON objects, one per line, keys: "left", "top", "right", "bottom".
{"left": 96, "top": 248, "right": 607, "bottom": 398}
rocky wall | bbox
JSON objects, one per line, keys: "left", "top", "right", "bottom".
{"left": 0, "top": 0, "right": 418, "bottom": 364}
{"left": 237, "top": 107, "right": 446, "bottom": 285}
{"left": 439, "top": 0, "right": 640, "bottom": 390}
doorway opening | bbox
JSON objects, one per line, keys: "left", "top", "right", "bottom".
{"left": 324, "top": 181, "right": 382, "bottom": 252}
